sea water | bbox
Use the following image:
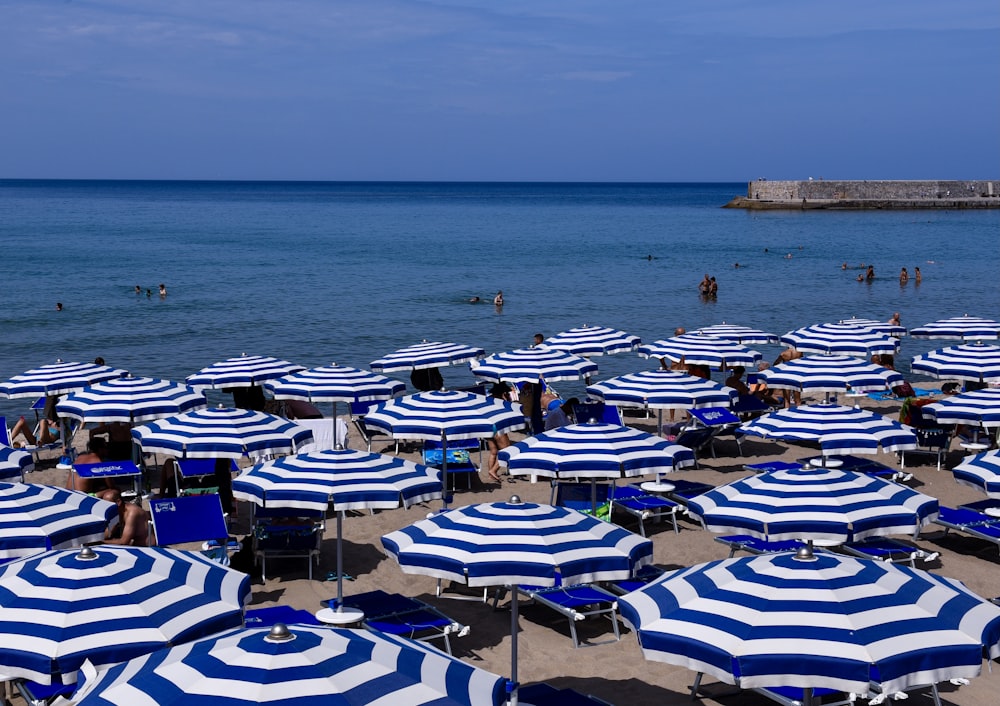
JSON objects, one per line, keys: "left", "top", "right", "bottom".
{"left": 1, "top": 180, "right": 998, "bottom": 416}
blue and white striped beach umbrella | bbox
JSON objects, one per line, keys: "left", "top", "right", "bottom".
{"left": 0, "top": 447, "right": 33, "bottom": 482}
{"left": 925, "top": 388, "right": 1000, "bottom": 428}
{"left": 371, "top": 341, "right": 485, "bottom": 372}
{"left": 738, "top": 403, "right": 917, "bottom": 456}
{"left": 638, "top": 333, "right": 761, "bottom": 370}
{"left": 910, "top": 315, "right": 1000, "bottom": 341}
{"left": 952, "top": 451, "right": 1000, "bottom": 499}
{"left": 780, "top": 323, "right": 900, "bottom": 357}
{"left": 687, "top": 466, "right": 939, "bottom": 545}
{"left": 498, "top": 423, "right": 695, "bottom": 480}
{"left": 67, "top": 623, "right": 506, "bottom": 706}
{"left": 587, "top": 370, "right": 737, "bottom": 410}
{"left": 234, "top": 448, "right": 442, "bottom": 622}
{"left": 542, "top": 325, "right": 641, "bottom": 357}
{"left": 186, "top": 354, "right": 305, "bottom": 390}
{"left": 364, "top": 390, "right": 524, "bottom": 441}
{"left": 56, "top": 376, "right": 207, "bottom": 424}
{"left": 694, "top": 323, "right": 779, "bottom": 345}
{"left": 760, "top": 355, "right": 904, "bottom": 394}
{"left": 131, "top": 406, "right": 313, "bottom": 459}
{"left": 0, "top": 360, "right": 126, "bottom": 399}
{"left": 0, "top": 545, "right": 250, "bottom": 685}
{"left": 0, "top": 482, "right": 116, "bottom": 561}
{"left": 838, "top": 317, "right": 907, "bottom": 337}
{"left": 618, "top": 551, "right": 1000, "bottom": 695}
{"left": 469, "top": 347, "right": 598, "bottom": 384}
{"left": 382, "top": 499, "right": 652, "bottom": 704}
{"left": 911, "top": 343, "right": 1000, "bottom": 382}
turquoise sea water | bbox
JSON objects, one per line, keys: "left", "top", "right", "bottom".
{"left": 1, "top": 180, "right": 998, "bottom": 415}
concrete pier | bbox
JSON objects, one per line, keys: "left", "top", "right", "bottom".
{"left": 725, "top": 179, "right": 1000, "bottom": 210}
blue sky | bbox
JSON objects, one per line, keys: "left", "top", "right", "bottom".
{"left": 2, "top": 1, "right": 998, "bottom": 181}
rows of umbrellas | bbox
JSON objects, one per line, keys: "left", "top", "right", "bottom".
{"left": 1, "top": 317, "right": 1000, "bottom": 703}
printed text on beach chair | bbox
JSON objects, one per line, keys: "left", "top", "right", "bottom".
{"left": 608, "top": 484, "right": 684, "bottom": 536}
{"left": 714, "top": 534, "right": 807, "bottom": 557}
{"left": 494, "top": 576, "right": 622, "bottom": 649}
{"left": 899, "top": 427, "right": 952, "bottom": 471}
{"left": 423, "top": 438, "right": 480, "bottom": 491}
{"left": 149, "top": 494, "right": 240, "bottom": 564}
{"left": 326, "top": 589, "right": 470, "bottom": 655}
{"left": 252, "top": 506, "right": 325, "bottom": 580}
{"left": 838, "top": 537, "right": 939, "bottom": 567}
{"left": 73, "top": 460, "right": 143, "bottom": 499}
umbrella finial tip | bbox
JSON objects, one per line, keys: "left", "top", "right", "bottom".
{"left": 77, "top": 546, "right": 98, "bottom": 561}
{"left": 265, "top": 624, "right": 296, "bottom": 642}
{"left": 793, "top": 544, "right": 818, "bottom": 562}
{"left": 509, "top": 494, "right": 523, "bottom": 504}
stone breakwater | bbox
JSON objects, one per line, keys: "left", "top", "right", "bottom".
{"left": 725, "top": 180, "right": 1000, "bottom": 209}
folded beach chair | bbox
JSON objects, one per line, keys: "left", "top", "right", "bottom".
{"left": 714, "top": 534, "right": 807, "bottom": 557}
{"left": 423, "top": 438, "right": 480, "bottom": 491}
{"left": 495, "top": 576, "right": 622, "bottom": 649}
{"left": 899, "top": 427, "right": 952, "bottom": 471}
{"left": 517, "top": 682, "right": 613, "bottom": 706}
{"left": 608, "top": 484, "right": 684, "bottom": 537}
{"left": 838, "top": 537, "right": 939, "bottom": 567}
{"left": 326, "top": 589, "right": 470, "bottom": 655}
{"left": 251, "top": 505, "right": 325, "bottom": 580}
{"left": 932, "top": 505, "right": 1000, "bottom": 554}
{"left": 149, "top": 494, "right": 241, "bottom": 564}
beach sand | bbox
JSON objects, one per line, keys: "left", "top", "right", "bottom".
{"left": 20, "top": 397, "right": 1000, "bottom": 706}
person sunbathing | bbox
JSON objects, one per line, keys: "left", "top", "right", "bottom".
{"left": 9, "top": 415, "right": 61, "bottom": 446}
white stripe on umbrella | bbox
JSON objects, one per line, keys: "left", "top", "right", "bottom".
{"left": 0, "top": 448, "right": 34, "bottom": 481}
{"left": 738, "top": 403, "right": 917, "bottom": 456}
{"left": 542, "top": 325, "right": 640, "bottom": 356}
{"left": 186, "top": 354, "right": 305, "bottom": 390}
{"left": 618, "top": 551, "right": 1000, "bottom": 695}
{"left": 67, "top": 623, "right": 506, "bottom": 706}
{"left": 910, "top": 315, "right": 1000, "bottom": 341}
{"left": 838, "top": 317, "right": 907, "bottom": 337}
{"left": 638, "top": 333, "right": 761, "bottom": 370}
{"left": 952, "top": 451, "right": 1000, "bottom": 499}
{"left": 0, "top": 545, "right": 250, "bottom": 685}
{"left": 780, "top": 323, "right": 899, "bottom": 357}
{"left": 0, "top": 360, "right": 126, "bottom": 399}
{"left": 686, "top": 466, "right": 939, "bottom": 545}
{"left": 925, "top": 388, "right": 1000, "bottom": 428}
{"left": 759, "top": 355, "right": 904, "bottom": 393}
{"left": 56, "top": 376, "right": 207, "bottom": 423}
{"left": 364, "top": 391, "right": 524, "bottom": 441}
{"left": 911, "top": 343, "right": 1000, "bottom": 382}
{"left": 131, "top": 407, "right": 313, "bottom": 459}
{"left": 371, "top": 341, "right": 485, "bottom": 372}
{"left": 694, "top": 323, "right": 779, "bottom": 345}
{"left": 469, "top": 348, "right": 598, "bottom": 383}
{"left": 587, "top": 370, "right": 736, "bottom": 410}
{"left": 0, "top": 482, "right": 117, "bottom": 561}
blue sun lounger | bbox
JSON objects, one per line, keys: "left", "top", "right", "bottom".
{"left": 605, "top": 564, "right": 667, "bottom": 596}
{"left": 244, "top": 605, "right": 321, "bottom": 627}
{"left": 714, "top": 534, "right": 807, "bottom": 557}
{"left": 149, "top": 494, "right": 241, "bottom": 564}
{"left": 838, "top": 537, "right": 939, "bottom": 567}
{"left": 933, "top": 505, "right": 1000, "bottom": 553}
{"left": 12, "top": 678, "right": 77, "bottom": 706}
{"left": 608, "top": 484, "right": 684, "bottom": 536}
{"left": 513, "top": 581, "right": 622, "bottom": 649}
{"left": 663, "top": 479, "right": 716, "bottom": 504}
{"left": 325, "top": 589, "right": 469, "bottom": 655}
{"left": 518, "top": 682, "right": 612, "bottom": 705}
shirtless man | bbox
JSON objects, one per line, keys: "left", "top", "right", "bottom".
{"left": 724, "top": 366, "right": 750, "bottom": 396}
{"left": 65, "top": 438, "right": 116, "bottom": 494}
{"left": 103, "top": 489, "right": 150, "bottom": 546}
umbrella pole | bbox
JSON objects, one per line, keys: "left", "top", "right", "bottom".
{"left": 440, "top": 430, "right": 449, "bottom": 509}
{"left": 336, "top": 510, "right": 345, "bottom": 608}
{"left": 510, "top": 585, "right": 520, "bottom": 706}
{"left": 332, "top": 402, "right": 339, "bottom": 447}
{"left": 591, "top": 478, "right": 598, "bottom": 516}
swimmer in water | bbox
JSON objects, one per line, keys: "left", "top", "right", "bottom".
{"left": 469, "top": 296, "right": 481, "bottom": 303}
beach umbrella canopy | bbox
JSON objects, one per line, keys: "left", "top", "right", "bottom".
{"left": 56, "top": 375, "right": 207, "bottom": 424}
{"left": 382, "top": 498, "right": 652, "bottom": 704}
{"left": 542, "top": 325, "right": 640, "bottom": 357}
{"left": 469, "top": 347, "right": 598, "bottom": 384}
{"left": 498, "top": 422, "right": 695, "bottom": 480}
{"left": 952, "top": 451, "right": 1000, "bottom": 499}
{"left": 838, "top": 317, "right": 907, "bottom": 337}
{"left": 0, "top": 545, "right": 250, "bottom": 685}
{"left": 371, "top": 340, "right": 485, "bottom": 372}
{"left": 234, "top": 448, "right": 442, "bottom": 623}
{"left": 738, "top": 403, "right": 917, "bottom": 457}
{"left": 694, "top": 323, "right": 779, "bottom": 345}
{"left": 686, "top": 466, "right": 939, "bottom": 545}
{"left": 910, "top": 315, "right": 1000, "bottom": 341}
{"left": 780, "top": 323, "right": 899, "bottom": 357}
{"left": 911, "top": 343, "right": 1000, "bottom": 382}
{"left": 0, "top": 447, "right": 33, "bottom": 482}
{"left": 925, "top": 388, "right": 1000, "bottom": 428}
{"left": 586, "top": 370, "right": 737, "bottom": 410}
{"left": 0, "top": 482, "right": 117, "bottom": 561}
{"left": 759, "top": 355, "right": 904, "bottom": 394}
{"left": 618, "top": 550, "right": 1000, "bottom": 695}
{"left": 67, "top": 622, "right": 506, "bottom": 706}
{"left": 639, "top": 333, "right": 761, "bottom": 370}
{"left": 131, "top": 406, "right": 313, "bottom": 459}
{"left": 186, "top": 354, "right": 305, "bottom": 390}
{"left": 0, "top": 360, "right": 126, "bottom": 399}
